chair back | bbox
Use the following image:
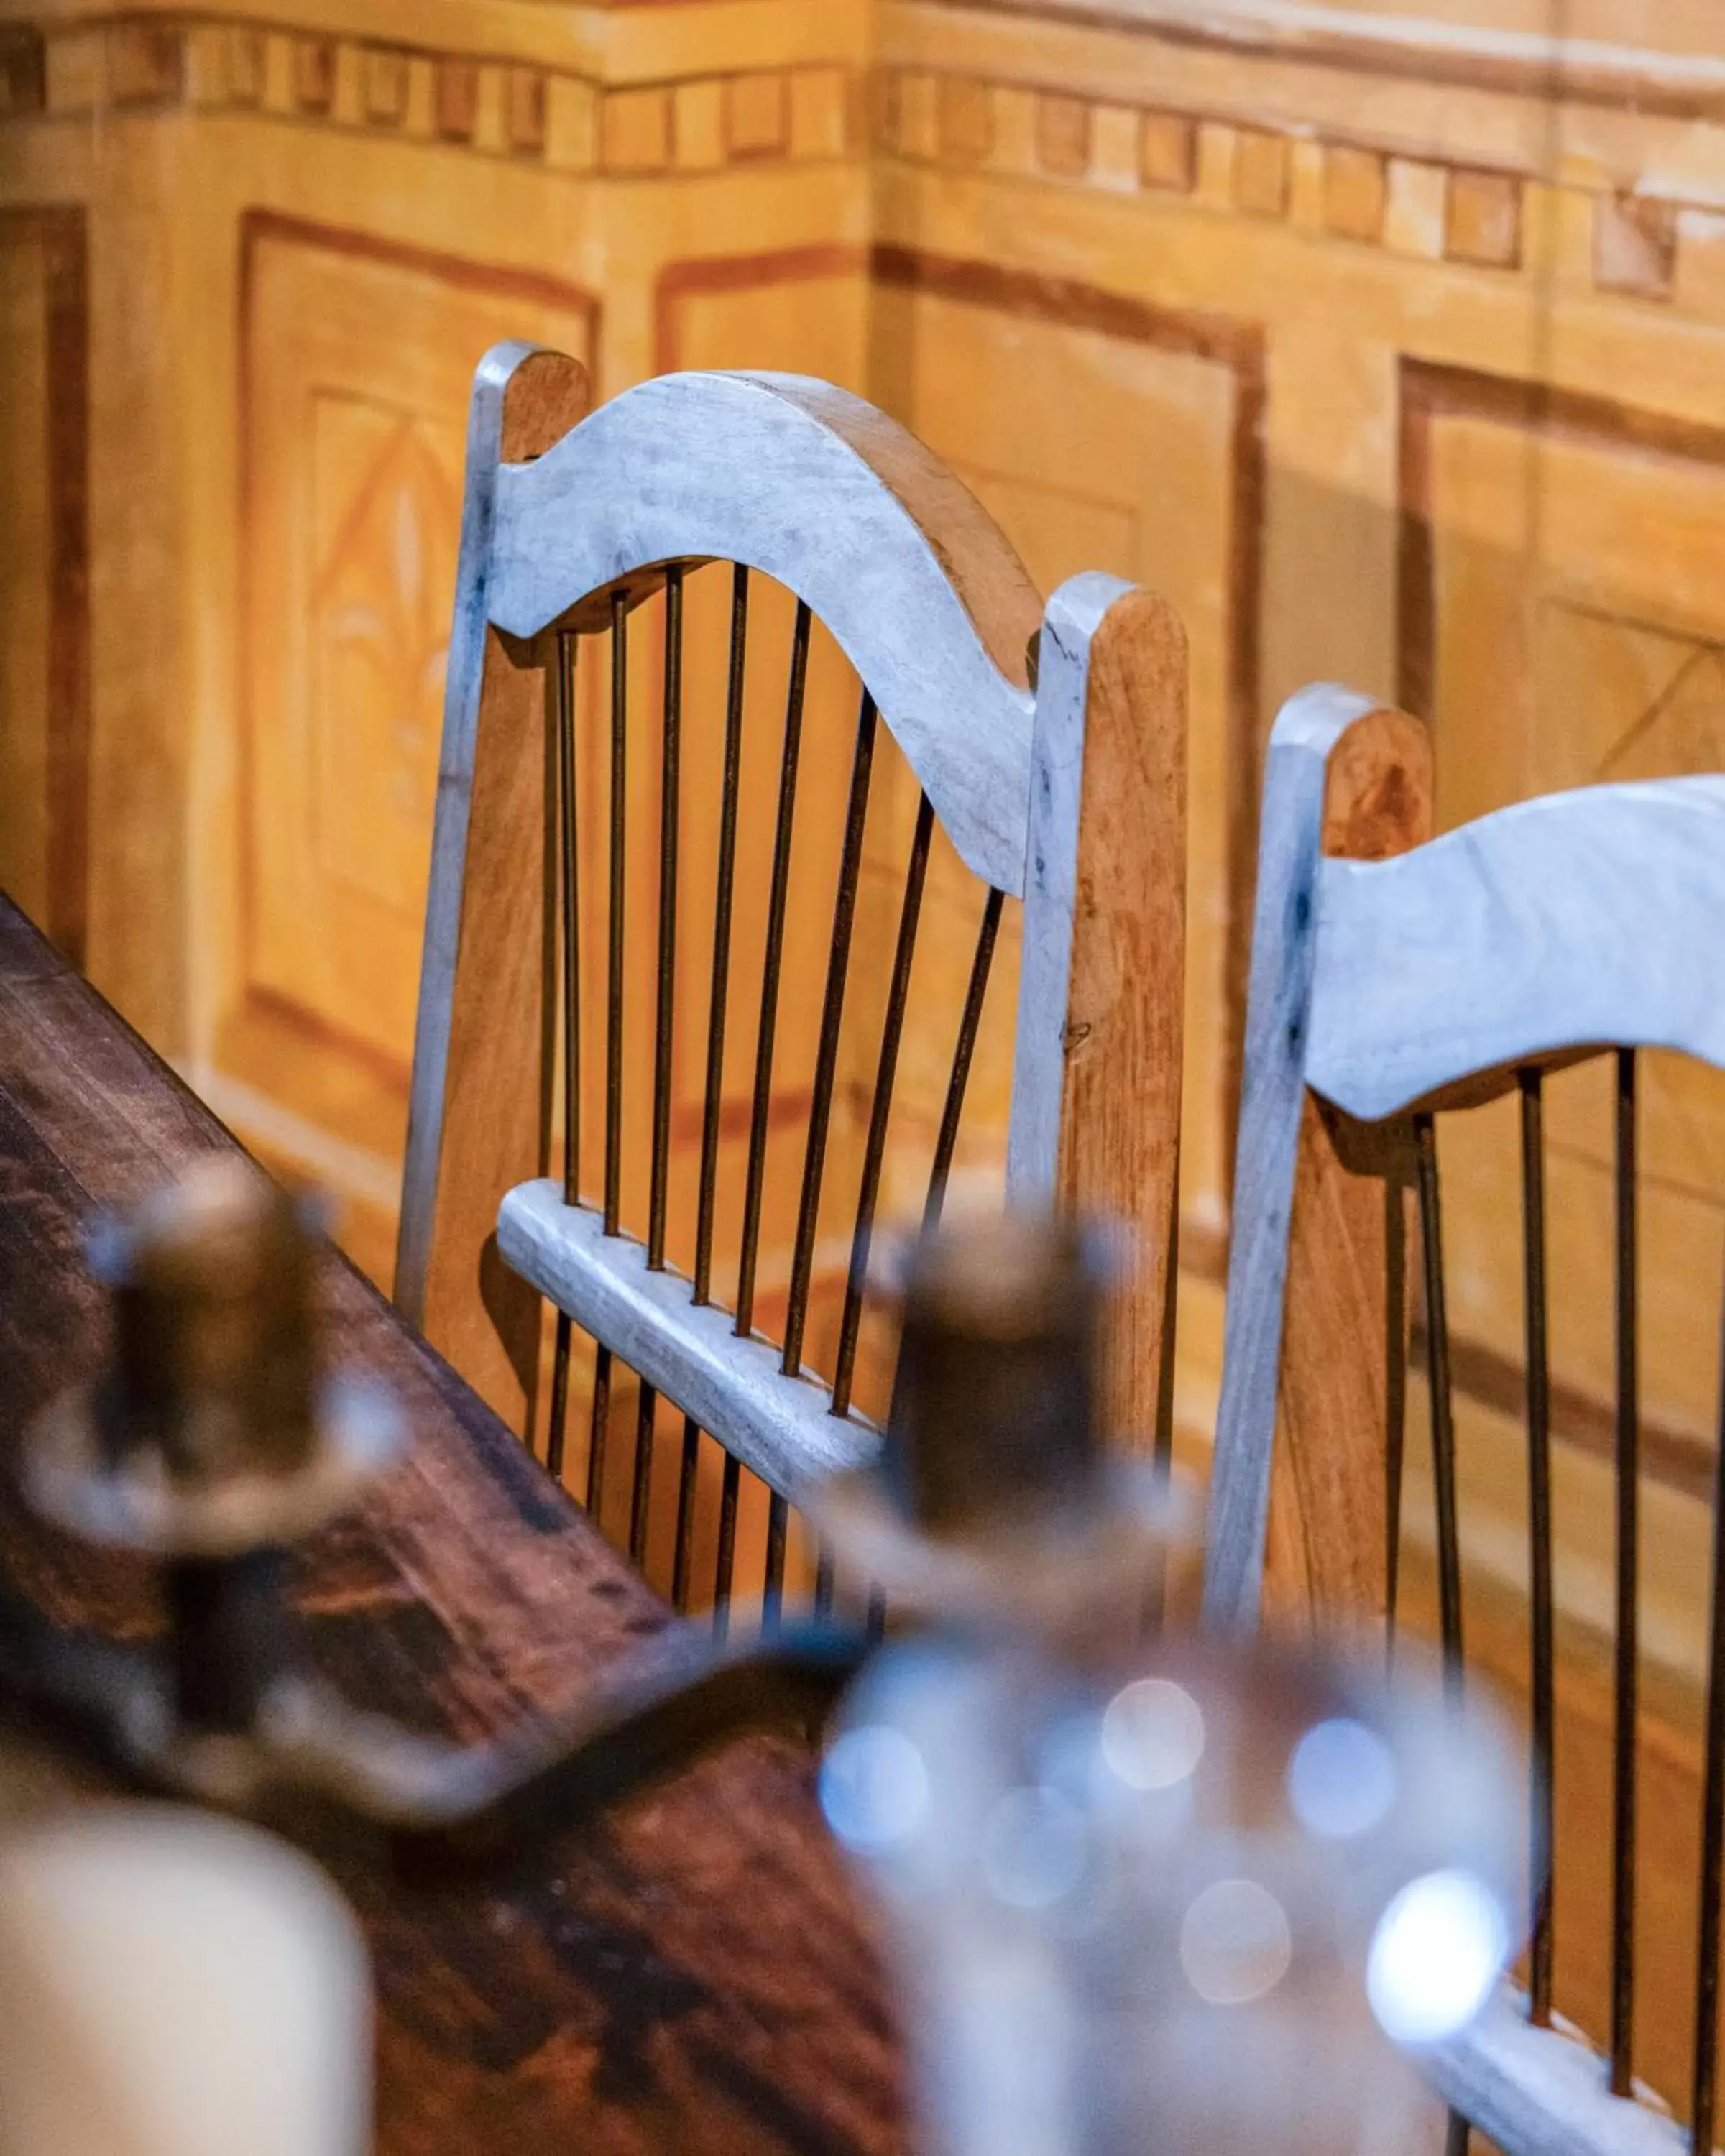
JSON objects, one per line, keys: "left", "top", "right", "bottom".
{"left": 397, "top": 344, "right": 1187, "bottom": 1626}
{"left": 1206, "top": 681, "right": 1725, "bottom": 2156}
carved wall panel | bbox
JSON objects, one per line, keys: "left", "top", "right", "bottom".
{"left": 1404, "top": 364, "right": 1725, "bottom": 1468}
{"left": 869, "top": 252, "right": 1261, "bottom": 1284}
{"left": 231, "top": 215, "right": 594, "bottom": 1276}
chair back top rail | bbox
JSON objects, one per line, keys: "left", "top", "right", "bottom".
{"left": 1307, "top": 775, "right": 1725, "bottom": 1122}
{"left": 487, "top": 368, "right": 1041, "bottom": 893}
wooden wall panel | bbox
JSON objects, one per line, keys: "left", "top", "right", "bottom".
{"left": 868, "top": 252, "right": 1260, "bottom": 1291}
{"left": 0, "top": 207, "right": 86, "bottom": 962}
{"left": 1402, "top": 367, "right": 1725, "bottom": 1474}
{"left": 230, "top": 216, "right": 594, "bottom": 1279}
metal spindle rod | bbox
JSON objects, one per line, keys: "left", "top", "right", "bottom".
{"left": 1414, "top": 1112, "right": 1464, "bottom": 1681}
{"left": 1419, "top": 1153, "right": 1473, "bottom": 2156}
{"left": 924, "top": 887, "right": 1003, "bottom": 1227}
{"left": 630, "top": 1382, "right": 656, "bottom": 1567}
{"left": 1385, "top": 1171, "right": 1408, "bottom": 1641}
{"left": 694, "top": 564, "right": 749, "bottom": 1306}
{"left": 713, "top": 1451, "right": 741, "bottom": 1641}
{"left": 736, "top": 602, "right": 811, "bottom": 1336}
{"left": 547, "top": 1316, "right": 571, "bottom": 1480}
{"left": 648, "top": 570, "right": 682, "bottom": 1271}
{"left": 783, "top": 692, "right": 878, "bottom": 1377}
{"left": 1520, "top": 1067, "right": 1555, "bottom": 2027}
{"left": 832, "top": 791, "right": 933, "bottom": 1417}
{"left": 558, "top": 629, "right": 581, "bottom": 1204}
{"left": 604, "top": 591, "right": 627, "bottom": 1236}
{"left": 546, "top": 630, "right": 581, "bottom": 1478}
{"left": 672, "top": 1415, "right": 701, "bottom": 1611}
{"left": 763, "top": 1492, "right": 788, "bottom": 1629}
{"left": 1612, "top": 1048, "right": 1640, "bottom": 2095}
{"left": 586, "top": 1343, "right": 612, "bottom": 1519}
{"left": 1689, "top": 1266, "right": 1725, "bottom": 2156}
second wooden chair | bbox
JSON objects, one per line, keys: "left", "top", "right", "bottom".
{"left": 1207, "top": 681, "right": 1725, "bottom": 2156}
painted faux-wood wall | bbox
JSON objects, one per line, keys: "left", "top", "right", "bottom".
{"left": 10, "top": 0, "right": 1725, "bottom": 2081}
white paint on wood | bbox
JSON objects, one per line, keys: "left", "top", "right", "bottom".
{"left": 1201, "top": 683, "right": 1379, "bottom": 1630}
{"left": 1307, "top": 777, "right": 1725, "bottom": 1121}
{"left": 1006, "top": 571, "right": 1135, "bottom": 1200}
{"left": 488, "top": 370, "right": 1039, "bottom": 893}
{"left": 395, "top": 340, "right": 533, "bottom": 1327}
{"left": 497, "top": 1181, "right": 881, "bottom": 1501}
{"left": 1434, "top": 1994, "right": 1689, "bottom": 2156}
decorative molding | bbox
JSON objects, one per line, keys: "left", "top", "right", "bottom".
{"left": 870, "top": 64, "right": 1725, "bottom": 308}
{"left": 3, "top": 14, "right": 861, "bottom": 175}
{"left": 6, "top": 16, "right": 1716, "bottom": 307}
{"left": 914, "top": 0, "right": 1725, "bottom": 129}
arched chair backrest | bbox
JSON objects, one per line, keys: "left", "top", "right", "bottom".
{"left": 396, "top": 343, "right": 1187, "bottom": 1625}
{"left": 1205, "top": 681, "right": 1725, "bottom": 2156}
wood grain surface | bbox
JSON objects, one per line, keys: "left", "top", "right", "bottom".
{"left": 1007, "top": 575, "right": 1187, "bottom": 1452}
{"left": 1201, "top": 683, "right": 1381, "bottom": 1628}
{"left": 1263, "top": 702, "right": 1431, "bottom": 1626}
{"left": 0, "top": 896, "right": 903, "bottom": 2156}
{"left": 397, "top": 342, "right": 592, "bottom": 1437}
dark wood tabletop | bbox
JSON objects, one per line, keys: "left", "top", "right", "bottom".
{"left": 0, "top": 895, "right": 903, "bottom": 2155}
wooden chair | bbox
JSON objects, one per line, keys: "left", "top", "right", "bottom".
{"left": 395, "top": 343, "right": 1186, "bottom": 1623}
{"left": 1205, "top": 681, "right": 1725, "bottom": 2156}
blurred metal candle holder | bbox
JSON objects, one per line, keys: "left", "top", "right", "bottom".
{"left": 1, "top": 1166, "right": 1523, "bottom": 2156}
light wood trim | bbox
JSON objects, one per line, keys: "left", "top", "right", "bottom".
{"left": 1202, "top": 685, "right": 1431, "bottom": 1628}
{"left": 1264, "top": 705, "right": 1431, "bottom": 1624}
{"left": 395, "top": 341, "right": 592, "bottom": 1432}
{"left": 1008, "top": 575, "right": 1187, "bottom": 1445}
{"left": 1056, "top": 583, "right": 1187, "bottom": 1450}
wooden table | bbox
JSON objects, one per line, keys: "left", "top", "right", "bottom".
{"left": 0, "top": 896, "right": 903, "bottom": 2155}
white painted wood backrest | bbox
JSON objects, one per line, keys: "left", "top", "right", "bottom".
{"left": 396, "top": 344, "right": 1187, "bottom": 1577}
{"left": 1204, "top": 683, "right": 1725, "bottom": 2156}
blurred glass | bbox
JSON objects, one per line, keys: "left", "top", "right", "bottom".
{"left": 824, "top": 1632, "right": 1523, "bottom": 2156}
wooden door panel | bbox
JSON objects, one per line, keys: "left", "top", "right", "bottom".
{"left": 241, "top": 225, "right": 594, "bottom": 1078}
{"left": 0, "top": 210, "right": 86, "bottom": 962}
{"left": 870, "top": 270, "right": 1251, "bottom": 1269}
{"left": 1417, "top": 395, "right": 1725, "bottom": 1455}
